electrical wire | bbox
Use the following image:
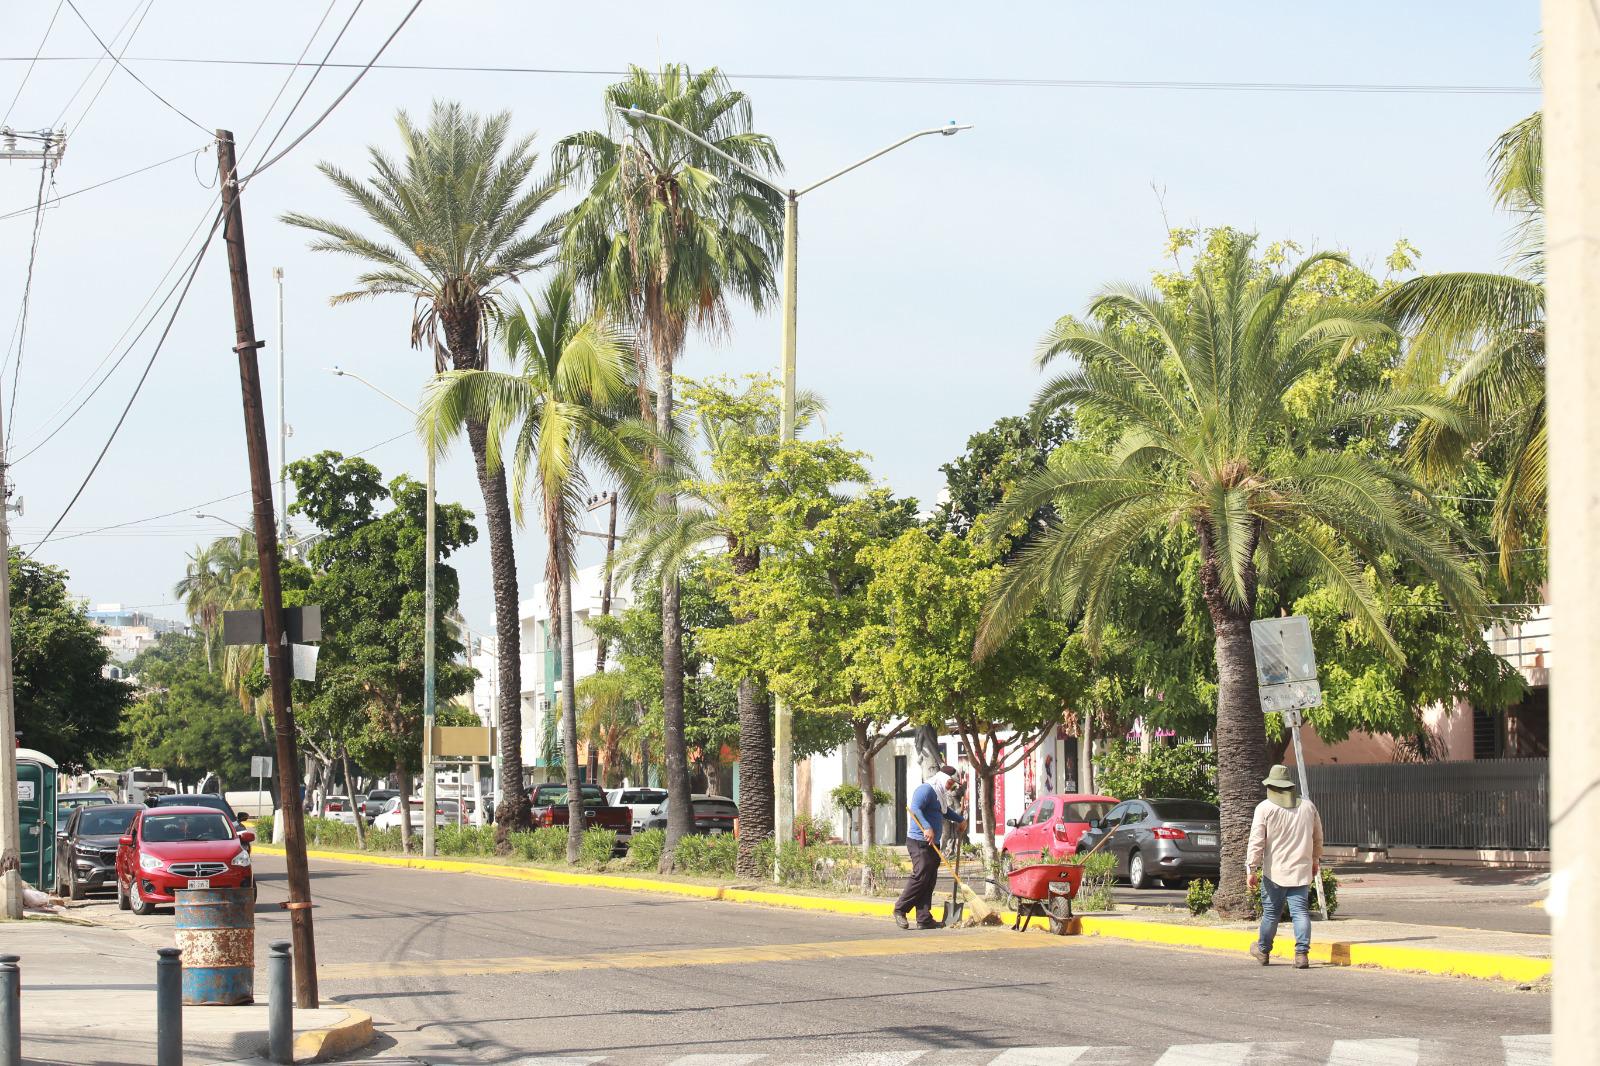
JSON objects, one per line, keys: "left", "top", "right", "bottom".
{"left": 3, "top": 149, "right": 53, "bottom": 453}
{"left": 62, "top": 0, "right": 210, "bottom": 136}
{"left": 62, "top": 0, "right": 158, "bottom": 136}
{"left": 47, "top": 0, "right": 143, "bottom": 129}
{"left": 0, "top": 144, "right": 209, "bottom": 223}
{"left": 2, "top": 0, "right": 65, "bottom": 128}
{"left": 245, "top": 0, "right": 364, "bottom": 175}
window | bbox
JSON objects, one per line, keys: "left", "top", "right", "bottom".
{"left": 1059, "top": 801, "right": 1115, "bottom": 825}
{"left": 621, "top": 790, "right": 667, "bottom": 805}
{"left": 1019, "top": 800, "right": 1044, "bottom": 826}
{"left": 1148, "top": 800, "right": 1219, "bottom": 822}
{"left": 1037, "top": 799, "right": 1059, "bottom": 823}
{"left": 142, "top": 813, "right": 233, "bottom": 842}
{"left": 79, "top": 808, "right": 137, "bottom": 837}
{"left": 1120, "top": 803, "right": 1148, "bottom": 825}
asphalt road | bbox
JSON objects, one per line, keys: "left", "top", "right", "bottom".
{"left": 94, "top": 855, "right": 1551, "bottom": 1065}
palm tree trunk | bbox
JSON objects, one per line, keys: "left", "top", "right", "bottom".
{"left": 395, "top": 756, "right": 413, "bottom": 854}
{"left": 1196, "top": 519, "right": 1268, "bottom": 919}
{"left": 732, "top": 545, "right": 773, "bottom": 877}
{"left": 464, "top": 418, "right": 530, "bottom": 847}
{"left": 559, "top": 568, "right": 583, "bottom": 865}
{"left": 655, "top": 359, "right": 694, "bottom": 871}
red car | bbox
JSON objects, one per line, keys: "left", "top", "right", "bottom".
{"left": 116, "top": 806, "right": 255, "bottom": 916}
{"left": 1000, "top": 793, "right": 1119, "bottom": 872}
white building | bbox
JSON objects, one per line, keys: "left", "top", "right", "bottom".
{"left": 86, "top": 604, "right": 189, "bottom": 661}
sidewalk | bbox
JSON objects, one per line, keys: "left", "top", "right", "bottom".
{"left": 2, "top": 916, "right": 371, "bottom": 1065}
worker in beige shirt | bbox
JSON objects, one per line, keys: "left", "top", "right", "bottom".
{"left": 1246, "top": 764, "right": 1324, "bottom": 969}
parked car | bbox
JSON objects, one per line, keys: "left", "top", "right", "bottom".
{"left": 530, "top": 784, "right": 632, "bottom": 848}
{"left": 55, "top": 791, "right": 115, "bottom": 833}
{"left": 1000, "top": 793, "right": 1119, "bottom": 868}
{"left": 116, "top": 806, "right": 256, "bottom": 916}
{"left": 319, "top": 795, "right": 354, "bottom": 818}
{"left": 373, "top": 797, "right": 460, "bottom": 830}
{"left": 360, "top": 789, "right": 400, "bottom": 820}
{"left": 55, "top": 803, "right": 141, "bottom": 900}
{"left": 328, "top": 795, "right": 367, "bottom": 827}
{"left": 640, "top": 794, "right": 738, "bottom": 837}
{"left": 1073, "top": 797, "right": 1222, "bottom": 888}
{"left": 607, "top": 788, "right": 669, "bottom": 836}
{"left": 151, "top": 793, "right": 249, "bottom": 835}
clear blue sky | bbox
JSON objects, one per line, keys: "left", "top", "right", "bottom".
{"left": 0, "top": 1, "right": 1540, "bottom": 633}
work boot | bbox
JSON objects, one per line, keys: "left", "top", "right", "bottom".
{"left": 893, "top": 912, "right": 910, "bottom": 930}
{"left": 1249, "top": 943, "right": 1270, "bottom": 966}
{"left": 1294, "top": 952, "right": 1310, "bottom": 970}
{"left": 917, "top": 917, "right": 945, "bottom": 930}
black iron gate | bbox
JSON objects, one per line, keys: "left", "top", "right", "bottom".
{"left": 1305, "top": 758, "right": 1547, "bottom": 850}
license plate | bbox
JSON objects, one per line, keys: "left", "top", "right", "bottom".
{"left": 1195, "top": 834, "right": 1217, "bottom": 848}
{"left": 708, "top": 828, "right": 724, "bottom": 836}
{"left": 186, "top": 878, "right": 211, "bottom": 889}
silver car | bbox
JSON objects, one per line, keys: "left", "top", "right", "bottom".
{"left": 1074, "top": 797, "right": 1221, "bottom": 888}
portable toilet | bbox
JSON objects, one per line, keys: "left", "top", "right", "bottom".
{"left": 16, "top": 748, "right": 58, "bottom": 892}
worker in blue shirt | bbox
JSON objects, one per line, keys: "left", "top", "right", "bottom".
{"left": 894, "top": 766, "right": 966, "bottom": 929}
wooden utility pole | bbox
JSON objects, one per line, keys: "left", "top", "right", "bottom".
{"left": 586, "top": 491, "right": 619, "bottom": 672}
{"left": 215, "top": 129, "right": 318, "bottom": 1007}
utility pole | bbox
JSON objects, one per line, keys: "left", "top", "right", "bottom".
{"left": 582, "top": 492, "right": 619, "bottom": 672}
{"left": 274, "top": 267, "right": 288, "bottom": 544}
{"left": 215, "top": 130, "right": 318, "bottom": 1008}
{"left": 1545, "top": 2, "right": 1600, "bottom": 1058}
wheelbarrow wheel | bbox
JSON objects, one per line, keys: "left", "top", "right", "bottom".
{"left": 1046, "top": 888, "right": 1075, "bottom": 936}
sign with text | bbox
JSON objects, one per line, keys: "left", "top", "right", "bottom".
{"left": 1251, "top": 615, "right": 1323, "bottom": 713}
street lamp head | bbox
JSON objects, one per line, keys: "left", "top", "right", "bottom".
{"left": 941, "top": 121, "right": 973, "bottom": 137}
{"left": 330, "top": 365, "right": 345, "bottom": 377}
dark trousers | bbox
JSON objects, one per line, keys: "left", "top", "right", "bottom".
{"left": 895, "top": 838, "right": 939, "bottom": 922}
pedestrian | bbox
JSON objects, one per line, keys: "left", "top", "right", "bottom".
{"left": 1247, "top": 763, "right": 1325, "bottom": 969}
{"left": 941, "top": 771, "right": 968, "bottom": 855}
{"left": 894, "top": 766, "right": 966, "bottom": 930}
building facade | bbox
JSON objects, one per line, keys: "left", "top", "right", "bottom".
{"left": 86, "top": 604, "right": 189, "bottom": 662}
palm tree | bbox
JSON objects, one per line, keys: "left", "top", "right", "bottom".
{"left": 576, "top": 671, "right": 636, "bottom": 787}
{"left": 977, "top": 236, "right": 1489, "bottom": 917}
{"left": 422, "top": 272, "right": 644, "bottom": 863}
{"left": 1381, "top": 110, "right": 1545, "bottom": 574}
{"left": 283, "top": 102, "right": 564, "bottom": 837}
{"left": 556, "top": 64, "right": 783, "bottom": 869}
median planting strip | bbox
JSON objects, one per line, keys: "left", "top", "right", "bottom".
{"left": 259, "top": 844, "right": 1551, "bottom": 984}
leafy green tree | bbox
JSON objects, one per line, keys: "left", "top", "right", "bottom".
{"left": 174, "top": 532, "right": 255, "bottom": 673}
{"left": 122, "top": 634, "right": 267, "bottom": 790}
{"left": 422, "top": 272, "right": 644, "bottom": 861}
{"left": 558, "top": 65, "right": 783, "bottom": 867}
{"left": 979, "top": 235, "right": 1490, "bottom": 916}
{"left": 288, "top": 452, "right": 479, "bottom": 853}
{"left": 284, "top": 101, "right": 564, "bottom": 833}
{"left": 933, "top": 413, "right": 1074, "bottom": 545}
{"left": 576, "top": 671, "right": 638, "bottom": 787}
{"left": 9, "top": 554, "right": 130, "bottom": 769}
{"left": 1092, "top": 740, "right": 1217, "bottom": 804}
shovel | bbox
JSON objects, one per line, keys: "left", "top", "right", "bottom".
{"left": 908, "top": 810, "right": 972, "bottom": 926}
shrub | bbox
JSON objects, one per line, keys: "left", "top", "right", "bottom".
{"left": 1186, "top": 878, "right": 1215, "bottom": 916}
{"left": 793, "top": 812, "right": 833, "bottom": 845}
{"left": 365, "top": 827, "right": 402, "bottom": 852}
{"left": 436, "top": 824, "right": 495, "bottom": 856}
{"left": 672, "top": 833, "right": 738, "bottom": 878}
{"left": 1075, "top": 850, "right": 1117, "bottom": 911}
{"left": 304, "top": 817, "right": 358, "bottom": 849}
{"left": 580, "top": 828, "right": 617, "bottom": 868}
{"left": 1092, "top": 740, "right": 1217, "bottom": 803}
{"left": 628, "top": 829, "right": 665, "bottom": 870}
{"left": 1249, "top": 869, "right": 1340, "bottom": 919}
{"left": 253, "top": 813, "right": 274, "bottom": 841}
{"left": 829, "top": 784, "right": 864, "bottom": 813}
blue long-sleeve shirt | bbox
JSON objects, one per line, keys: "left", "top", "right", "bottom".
{"left": 906, "top": 782, "right": 965, "bottom": 843}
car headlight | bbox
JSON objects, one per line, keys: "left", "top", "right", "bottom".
{"left": 231, "top": 850, "right": 251, "bottom": 868}
{"left": 138, "top": 853, "right": 165, "bottom": 872}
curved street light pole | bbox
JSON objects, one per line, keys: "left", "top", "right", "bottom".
{"left": 328, "top": 367, "right": 438, "bottom": 860}
{"left": 617, "top": 108, "right": 971, "bottom": 872}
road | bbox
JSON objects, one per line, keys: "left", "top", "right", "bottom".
{"left": 96, "top": 855, "right": 1548, "bottom": 1065}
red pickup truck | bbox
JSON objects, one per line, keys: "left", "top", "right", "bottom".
{"left": 530, "top": 783, "right": 632, "bottom": 850}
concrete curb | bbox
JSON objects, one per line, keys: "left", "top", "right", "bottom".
{"left": 292, "top": 1006, "right": 374, "bottom": 1063}
{"left": 259, "top": 845, "right": 1550, "bottom": 984}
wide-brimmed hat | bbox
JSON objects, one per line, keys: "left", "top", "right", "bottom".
{"left": 1262, "top": 764, "right": 1298, "bottom": 790}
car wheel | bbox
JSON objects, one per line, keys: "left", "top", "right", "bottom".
{"left": 117, "top": 877, "right": 130, "bottom": 911}
{"left": 69, "top": 866, "right": 86, "bottom": 902}
{"left": 1129, "top": 850, "right": 1152, "bottom": 890}
{"left": 130, "top": 878, "right": 156, "bottom": 916}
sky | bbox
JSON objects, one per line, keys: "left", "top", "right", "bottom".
{"left": 0, "top": 1, "right": 1541, "bottom": 635}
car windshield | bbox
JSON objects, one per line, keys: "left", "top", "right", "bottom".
{"left": 621, "top": 790, "right": 667, "bottom": 805}
{"left": 60, "top": 795, "right": 110, "bottom": 810}
{"left": 1060, "top": 801, "right": 1116, "bottom": 823}
{"left": 80, "top": 808, "right": 137, "bottom": 836}
{"left": 1149, "top": 800, "right": 1219, "bottom": 822}
{"left": 143, "top": 813, "right": 234, "bottom": 842}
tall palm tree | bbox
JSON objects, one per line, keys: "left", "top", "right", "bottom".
{"left": 576, "top": 671, "right": 636, "bottom": 787}
{"left": 174, "top": 531, "right": 255, "bottom": 673}
{"left": 977, "top": 236, "right": 1489, "bottom": 917}
{"left": 1381, "top": 110, "right": 1545, "bottom": 574}
{"left": 283, "top": 102, "right": 564, "bottom": 837}
{"left": 556, "top": 64, "right": 783, "bottom": 869}
{"left": 422, "top": 273, "right": 644, "bottom": 863}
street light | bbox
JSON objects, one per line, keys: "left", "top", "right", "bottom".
{"left": 328, "top": 366, "right": 440, "bottom": 860}
{"left": 619, "top": 106, "right": 971, "bottom": 867}
{"left": 195, "top": 512, "right": 252, "bottom": 535}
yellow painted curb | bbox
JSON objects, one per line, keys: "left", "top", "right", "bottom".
{"left": 258, "top": 845, "right": 1549, "bottom": 983}
{"left": 292, "top": 1006, "right": 373, "bottom": 1063}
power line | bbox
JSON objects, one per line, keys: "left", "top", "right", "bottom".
{"left": 0, "top": 144, "right": 209, "bottom": 223}
{"left": 62, "top": 0, "right": 210, "bottom": 136}
{"left": 0, "top": 56, "right": 1545, "bottom": 97}
{"left": 51, "top": 0, "right": 149, "bottom": 131}
{"left": 246, "top": 0, "right": 363, "bottom": 175}
{"left": 4, "top": 146, "right": 53, "bottom": 453}
{"left": 1, "top": 0, "right": 65, "bottom": 128}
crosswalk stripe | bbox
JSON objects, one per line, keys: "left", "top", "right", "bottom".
{"left": 1325, "top": 1038, "right": 1420, "bottom": 1066}
{"left": 811, "top": 1055, "right": 926, "bottom": 1066}
{"left": 1502, "top": 1034, "right": 1552, "bottom": 1066}
{"left": 987, "top": 1049, "right": 1095, "bottom": 1066}
{"left": 668, "top": 1057, "right": 765, "bottom": 1066}
{"left": 1150, "top": 1044, "right": 1253, "bottom": 1065}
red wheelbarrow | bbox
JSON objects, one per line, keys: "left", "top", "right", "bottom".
{"left": 1005, "top": 863, "right": 1084, "bottom": 935}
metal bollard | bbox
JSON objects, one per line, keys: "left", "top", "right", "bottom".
{"left": 267, "top": 941, "right": 292, "bottom": 1065}
{"left": 0, "top": 954, "right": 20, "bottom": 1066}
{"left": 156, "top": 947, "right": 182, "bottom": 1066}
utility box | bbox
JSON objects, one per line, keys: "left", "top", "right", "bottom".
{"left": 16, "top": 748, "right": 58, "bottom": 892}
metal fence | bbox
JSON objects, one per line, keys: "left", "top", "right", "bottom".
{"left": 1305, "top": 758, "right": 1548, "bottom": 851}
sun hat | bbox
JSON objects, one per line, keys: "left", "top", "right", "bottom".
{"left": 1262, "top": 764, "right": 1301, "bottom": 808}
{"left": 1262, "top": 764, "right": 1297, "bottom": 790}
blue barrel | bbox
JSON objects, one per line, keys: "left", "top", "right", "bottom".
{"left": 174, "top": 888, "right": 254, "bottom": 1005}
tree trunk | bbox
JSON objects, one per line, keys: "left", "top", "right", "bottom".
{"left": 976, "top": 766, "right": 998, "bottom": 897}
{"left": 559, "top": 568, "right": 583, "bottom": 865}
{"left": 735, "top": 681, "right": 774, "bottom": 877}
{"left": 852, "top": 720, "right": 878, "bottom": 849}
{"left": 1196, "top": 518, "right": 1268, "bottom": 919}
{"left": 341, "top": 747, "right": 365, "bottom": 849}
{"left": 914, "top": 725, "right": 941, "bottom": 780}
{"left": 656, "top": 363, "right": 693, "bottom": 871}
{"left": 395, "top": 756, "right": 412, "bottom": 854}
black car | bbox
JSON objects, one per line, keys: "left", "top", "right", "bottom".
{"left": 55, "top": 803, "right": 141, "bottom": 900}
{"left": 151, "top": 793, "right": 250, "bottom": 833}
{"left": 1074, "top": 797, "right": 1222, "bottom": 888}
{"left": 56, "top": 792, "right": 116, "bottom": 833}
{"left": 641, "top": 794, "right": 738, "bottom": 837}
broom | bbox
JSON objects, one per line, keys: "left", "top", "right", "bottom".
{"left": 907, "top": 810, "right": 1001, "bottom": 927}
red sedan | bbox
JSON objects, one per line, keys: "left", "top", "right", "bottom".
{"left": 116, "top": 806, "right": 255, "bottom": 916}
{"left": 1000, "top": 793, "right": 1119, "bottom": 872}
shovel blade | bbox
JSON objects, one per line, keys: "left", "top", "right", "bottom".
{"left": 943, "top": 900, "right": 966, "bottom": 926}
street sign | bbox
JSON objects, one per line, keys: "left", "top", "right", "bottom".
{"left": 432, "top": 726, "right": 495, "bottom": 759}
{"left": 222, "top": 605, "right": 323, "bottom": 646}
{"left": 261, "top": 643, "right": 320, "bottom": 681}
{"left": 1250, "top": 615, "right": 1317, "bottom": 685}
{"left": 250, "top": 756, "right": 273, "bottom": 778}
{"left": 1259, "top": 678, "right": 1324, "bottom": 713}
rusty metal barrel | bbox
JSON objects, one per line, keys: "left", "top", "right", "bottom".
{"left": 174, "top": 887, "right": 254, "bottom": 1005}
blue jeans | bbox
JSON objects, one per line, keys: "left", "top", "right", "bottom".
{"left": 1258, "top": 878, "right": 1311, "bottom": 955}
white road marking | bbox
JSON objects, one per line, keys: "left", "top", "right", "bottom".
{"left": 668, "top": 1057, "right": 765, "bottom": 1066}
{"left": 1325, "top": 1038, "right": 1419, "bottom": 1066}
{"left": 1501, "top": 1034, "right": 1552, "bottom": 1066}
{"left": 987, "top": 1049, "right": 1095, "bottom": 1066}
{"left": 1150, "top": 1044, "right": 1253, "bottom": 1065}
{"left": 814, "top": 1055, "right": 927, "bottom": 1066}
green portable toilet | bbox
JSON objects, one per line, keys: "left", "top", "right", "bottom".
{"left": 17, "top": 748, "right": 58, "bottom": 893}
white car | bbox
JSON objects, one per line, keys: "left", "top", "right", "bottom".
{"left": 607, "top": 787, "right": 669, "bottom": 835}
{"left": 373, "top": 796, "right": 461, "bottom": 830}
